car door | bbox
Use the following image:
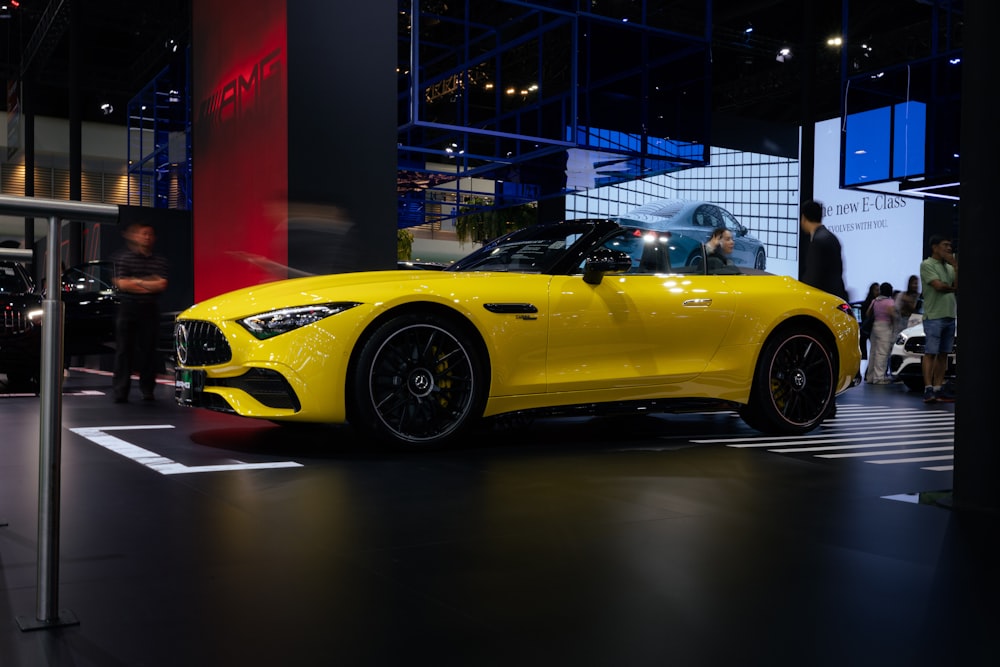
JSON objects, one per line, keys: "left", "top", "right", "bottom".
{"left": 545, "top": 229, "right": 738, "bottom": 392}
{"left": 62, "top": 261, "right": 119, "bottom": 354}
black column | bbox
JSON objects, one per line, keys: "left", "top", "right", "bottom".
{"left": 286, "top": 1, "right": 397, "bottom": 273}
{"left": 67, "top": 0, "right": 83, "bottom": 268}
{"left": 24, "top": 77, "right": 36, "bottom": 258}
{"left": 951, "top": 0, "right": 999, "bottom": 513}
{"left": 797, "top": 1, "right": 816, "bottom": 278}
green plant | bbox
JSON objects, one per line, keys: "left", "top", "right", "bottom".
{"left": 455, "top": 198, "right": 537, "bottom": 244}
{"left": 397, "top": 228, "right": 414, "bottom": 260}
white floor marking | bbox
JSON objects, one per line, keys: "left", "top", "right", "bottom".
{"left": 70, "top": 425, "right": 303, "bottom": 475}
{"left": 721, "top": 429, "right": 954, "bottom": 449}
{"left": 817, "top": 446, "right": 953, "bottom": 458}
{"left": 768, "top": 434, "right": 954, "bottom": 453}
{"left": 866, "top": 455, "right": 955, "bottom": 464}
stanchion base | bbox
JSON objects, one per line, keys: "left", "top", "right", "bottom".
{"left": 16, "top": 609, "right": 80, "bottom": 631}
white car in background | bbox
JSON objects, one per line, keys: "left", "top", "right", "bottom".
{"left": 889, "top": 319, "right": 957, "bottom": 392}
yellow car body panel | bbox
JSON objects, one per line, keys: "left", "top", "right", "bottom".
{"left": 176, "top": 268, "right": 860, "bottom": 425}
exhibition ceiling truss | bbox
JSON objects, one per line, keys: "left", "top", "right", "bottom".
{"left": 0, "top": 0, "right": 966, "bottom": 224}
{"left": 395, "top": 0, "right": 964, "bottom": 227}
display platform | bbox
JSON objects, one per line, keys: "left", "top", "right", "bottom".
{"left": 1, "top": 368, "right": 992, "bottom": 666}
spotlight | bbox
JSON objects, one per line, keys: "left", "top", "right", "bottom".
{"left": 775, "top": 47, "right": 792, "bottom": 63}
{"left": 100, "top": 103, "right": 114, "bottom": 115}
{"left": 165, "top": 38, "right": 178, "bottom": 53}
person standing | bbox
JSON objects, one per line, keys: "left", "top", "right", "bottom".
{"left": 919, "top": 235, "right": 957, "bottom": 403}
{"left": 799, "top": 199, "right": 848, "bottom": 420}
{"left": 799, "top": 199, "right": 848, "bottom": 302}
{"left": 858, "top": 281, "right": 879, "bottom": 360}
{"left": 864, "top": 282, "right": 898, "bottom": 384}
{"left": 111, "top": 221, "right": 169, "bottom": 403}
{"left": 894, "top": 274, "right": 922, "bottom": 335}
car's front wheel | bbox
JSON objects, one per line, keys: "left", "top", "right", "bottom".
{"left": 754, "top": 249, "right": 766, "bottom": 270}
{"left": 739, "top": 329, "right": 835, "bottom": 434}
{"left": 349, "top": 313, "right": 486, "bottom": 447}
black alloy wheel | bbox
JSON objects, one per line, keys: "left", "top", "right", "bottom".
{"left": 351, "top": 314, "right": 485, "bottom": 447}
{"left": 740, "top": 330, "right": 835, "bottom": 434}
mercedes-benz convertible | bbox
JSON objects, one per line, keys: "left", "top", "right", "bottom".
{"left": 174, "top": 219, "right": 860, "bottom": 447}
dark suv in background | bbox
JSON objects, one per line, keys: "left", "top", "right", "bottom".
{"left": 1, "top": 259, "right": 120, "bottom": 391}
{"left": 1, "top": 260, "right": 45, "bottom": 389}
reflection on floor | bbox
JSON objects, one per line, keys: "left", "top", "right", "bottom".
{"left": 1, "top": 371, "right": 995, "bottom": 666}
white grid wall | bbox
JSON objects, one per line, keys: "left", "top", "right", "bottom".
{"left": 566, "top": 147, "right": 800, "bottom": 263}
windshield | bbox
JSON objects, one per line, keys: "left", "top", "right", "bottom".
{"left": 0, "top": 263, "right": 32, "bottom": 294}
{"left": 446, "top": 219, "right": 746, "bottom": 277}
{"left": 448, "top": 220, "right": 604, "bottom": 273}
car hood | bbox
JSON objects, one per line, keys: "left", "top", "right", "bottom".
{"left": 180, "top": 270, "right": 512, "bottom": 320}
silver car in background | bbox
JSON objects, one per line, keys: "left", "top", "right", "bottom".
{"left": 617, "top": 199, "right": 767, "bottom": 270}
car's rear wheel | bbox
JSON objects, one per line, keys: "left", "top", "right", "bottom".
{"left": 350, "top": 313, "right": 486, "bottom": 447}
{"left": 739, "top": 329, "right": 835, "bottom": 434}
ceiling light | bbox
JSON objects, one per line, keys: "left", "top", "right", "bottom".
{"left": 100, "top": 103, "right": 114, "bottom": 115}
{"left": 776, "top": 48, "right": 792, "bottom": 63}
{"left": 827, "top": 36, "right": 843, "bottom": 47}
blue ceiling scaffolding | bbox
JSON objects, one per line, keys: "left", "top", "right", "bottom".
{"left": 396, "top": 0, "right": 714, "bottom": 228}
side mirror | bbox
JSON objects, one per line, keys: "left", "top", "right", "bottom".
{"left": 583, "top": 248, "right": 632, "bottom": 285}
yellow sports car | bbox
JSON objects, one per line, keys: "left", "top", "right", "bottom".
{"left": 174, "top": 219, "right": 861, "bottom": 447}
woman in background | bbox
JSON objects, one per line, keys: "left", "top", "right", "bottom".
{"left": 865, "top": 281, "right": 899, "bottom": 384}
{"left": 894, "top": 274, "right": 921, "bottom": 335}
{"left": 859, "top": 282, "right": 879, "bottom": 360}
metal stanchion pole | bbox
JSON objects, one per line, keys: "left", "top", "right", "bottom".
{"left": 16, "top": 214, "right": 79, "bottom": 630}
{"left": 0, "top": 195, "right": 116, "bottom": 631}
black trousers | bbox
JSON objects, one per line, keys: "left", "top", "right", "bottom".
{"left": 112, "top": 301, "right": 160, "bottom": 399}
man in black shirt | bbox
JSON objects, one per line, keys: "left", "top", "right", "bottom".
{"left": 799, "top": 199, "right": 848, "bottom": 302}
{"left": 111, "top": 221, "right": 169, "bottom": 402}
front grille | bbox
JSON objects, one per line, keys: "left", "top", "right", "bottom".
{"left": 903, "top": 336, "right": 925, "bottom": 354}
{"left": 2, "top": 307, "right": 33, "bottom": 335}
{"left": 175, "top": 319, "right": 232, "bottom": 366}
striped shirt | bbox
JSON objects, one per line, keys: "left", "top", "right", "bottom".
{"left": 112, "top": 247, "right": 169, "bottom": 305}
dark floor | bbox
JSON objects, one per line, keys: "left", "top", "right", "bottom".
{"left": 0, "top": 367, "right": 995, "bottom": 666}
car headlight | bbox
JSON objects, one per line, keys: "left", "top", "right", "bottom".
{"left": 238, "top": 302, "right": 360, "bottom": 339}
